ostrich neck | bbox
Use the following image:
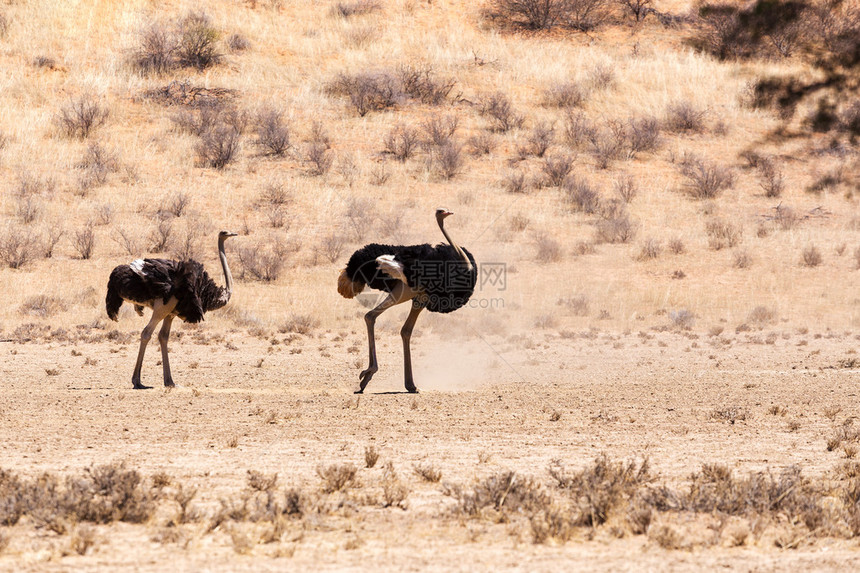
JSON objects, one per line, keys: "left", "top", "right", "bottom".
{"left": 218, "top": 237, "right": 233, "bottom": 300}
{"left": 438, "top": 219, "right": 473, "bottom": 272}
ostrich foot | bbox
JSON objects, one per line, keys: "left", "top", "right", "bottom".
{"left": 163, "top": 379, "right": 175, "bottom": 388}
{"left": 358, "top": 368, "right": 377, "bottom": 392}
{"left": 132, "top": 380, "right": 152, "bottom": 390}
{"left": 406, "top": 386, "right": 419, "bottom": 394}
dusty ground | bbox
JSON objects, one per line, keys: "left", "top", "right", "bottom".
{"left": 1, "top": 324, "right": 860, "bottom": 571}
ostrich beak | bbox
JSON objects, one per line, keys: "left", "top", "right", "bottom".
{"left": 224, "top": 231, "right": 238, "bottom": 237}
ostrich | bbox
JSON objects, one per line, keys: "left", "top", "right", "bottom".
{"left": 338, "top": 208, "right": 476, "bottom": 393}
{"left": 105, "top": 230, "right": 238, "bottom": 389}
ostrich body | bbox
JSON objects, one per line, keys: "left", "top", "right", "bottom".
{"left": 338, "top": 209, "right": 476, "bottom": 393}
{"left": 105, "top": 231, "right": 237, "bottom": 389}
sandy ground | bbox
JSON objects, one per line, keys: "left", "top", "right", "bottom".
{"left": 1, "top": 324, "right": 860, "bottom": 571}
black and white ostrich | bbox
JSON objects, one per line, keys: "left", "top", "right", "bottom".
{"left": 105, "top": 230, "right": 238, "bottom": 389}
{"left": 338, "top": 208, "right": 477, "bottom": 393}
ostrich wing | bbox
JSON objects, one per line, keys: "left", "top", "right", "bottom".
{"left": 375, "top": 255, "right": 408, "bottom": 285}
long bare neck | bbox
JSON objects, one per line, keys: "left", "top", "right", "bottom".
{"left": 438, "top": 218, "right": 473, "bottom": 272}
{"left": 218, "top": 236, "right": 233, "bottom": 301}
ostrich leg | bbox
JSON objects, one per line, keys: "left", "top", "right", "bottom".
{"left": 357, "top": 292, "right": 398, "bottom": 393}
{"left": 158, "top": 315, "right": 176, "bottom": 388}
{"left": 131, "top": 298, "right": 177, "bottom": 390}
{"left": 400, "top": 301, "right": 426, "bottom": 393}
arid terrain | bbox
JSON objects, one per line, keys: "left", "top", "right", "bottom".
{"left": 1, "top": 0, "right": 859, "bottom": 570}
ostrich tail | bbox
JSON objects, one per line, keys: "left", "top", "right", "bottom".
{"left": 338, "top": 269, "right": 365, "bottom": 299}
{"left": 105, "top": 274, "right": 124, "bottom": 321}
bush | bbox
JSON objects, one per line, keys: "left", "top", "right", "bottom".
{"left": 562, "top": 110, "right": 595, "bottom": 148}
{"left": 467, "top": 132, "right": 496, "bottom": 156}
{"left": 542, "top": 154, "right": 575, "bottom": 187}
{"left": 254, "top": 107, "right": 291, "bottom": 156}
{"left": 503, "top": 170, "right": 528, "bottom": 194}
{"left": 665, "top": 101, "right": 707, "bottom": 133}
{"left": 619, "top": 0, "right": 653, "bottom": 22}
{"left": 421, "top": 114, "right": 458, "bottom": 147}
{"left": 236, "top": 237, "right": 293, "bottom": 281}
{"left": 705, "top": 218, "right": 742, "bottom": 250}
{"left": 680, "top": 155, "right": 734, "bottom": 199}
{"left": 316, "top": 463, "right": 357, "bottom": 493}
{"left": 72, "top": 224, "right": 96, "bottom": 260}
{"left": 535, "top": 233, "right": 563, "bottom": 262}
{"left": 588, "top": 120, "right": 627, "bottom": 169}
{"left": 384, "top": 124, "right": 420, "bottom": 162}
{"left": 281, "top": 313, "right": 320, "bottom": 335}
{"left": 479, "top": 92, "right": 524, "bottom": 132}
{"left": 0, "top": 225, "right": 39, "bottom": 268}
{"left": 543, "top": 80, "right": 586, "bottom": 108}
{"left": 519, "top": 121, "right": 555, "bottom": 158}
{"left": 596, "top": 211, "right": 637, "bottom": 244}
{"left": 484, "top": 0, "right": 572, "bottom": 30}
{"left": 756, "top": 156, "right": 785, "bottom": 198}
{"left": 334, "top": 0, "right": 382, "bottom": 17}
{"left": 614, "top": 174, "right": 637, "bottom": 202}
{"left": 398, "top": 64, "right": 455, "bottom": 105}
{"left": 628, "top": 116, "right": 662, "bottom": 155}
{"left": 637, "top": 238, "right": 661, "bottom": 260}
{"left": 77, "top": 142, "right": 119, "bottom": 191}
{"left": 134, "top": 22, "right": 177, "bottom": 75}
{"left": 801, "top": 244, "right": 822, "bottom": 267}
{"left": 56, "top": 95, "right": 109, "bottom": 139}
{"left": 326, "top": 71, "right": 401, "bottom": 116}
{"left": 429, "top": 142, "right": 463, "bottom": 180}
{"left": 195, "top": 125, "right": 241, "bottom": 168}
{"left": 176, "top": 12, "right": 222, "bottom": 70}
{"left": 563, "top": 176, "right": 600, "bottom": 213}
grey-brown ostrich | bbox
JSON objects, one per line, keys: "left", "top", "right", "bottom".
{"left": 338, "top": 208, "right": 477, "bottom": 393}
{"left": 105, "top": 230, "right": 237, "bottom": 389}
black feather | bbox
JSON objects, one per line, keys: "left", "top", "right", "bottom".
{"left": 344, "top": 243, "right": 477, "bottom": 313}
{"left": 105, "top": 258, "right": 229, "bottom": 323}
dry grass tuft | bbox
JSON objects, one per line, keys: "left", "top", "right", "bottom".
{"left": 317, "top": 463, "right": 358, "bottom": 493}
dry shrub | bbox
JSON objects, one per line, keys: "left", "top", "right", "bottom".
{"left": 236, "top": 237, "right": 294, "bottom": 281}
{"left": 315, "top": 233, "right": 346, "bottom": 264}
{"left": 558, "top": 294, "right": 589, "bottom": 316}
{"left": 801, "top": 244, "right": 823, "bottom": 267}
{"left": 381, "top": 462, "right": 409, "bottom": 508}
{"left": 614, "top": 174, "right": 637, "bottom": 203}
{"left": 195, "top": 125, "right": 241, "bottom": 169}
{"left": 773, "top": 204, "right": 800, "bottom": 230}
{"left": 326, "top": 70, "right": 401, "bottom": 116}
{"left": 444, "top": 471, "right": 551, "bottom": 516}
{"left": 479, "top": 92, "right": 524, "bottom": 132}
{"left": 134, "top": 22, "right": 178, "bottom": 75}
{"left": 588, "top": 120, "right": 627, "bottom": 169}
{"left": 562, "top": 175, "right": 600, "bottom": 213}
{"left": 756, "top": 156, "right": 785, "bottom": 198}
{"left": 422, "top": 114, "right": 458, "bottom": 148}
{"left": 619, "top": 0, "right": 653, "bottom": 22}
{"left": 628, "top": 116, "right": 662, "bottom": 155}
{"left": 72, "top": 224, "right": 96, "bottom": 260}
{"left": 519, "top": 121, "right": 555, "bottom": 158}
{"left": 384, "top": 124, "right": 420, "bottom": 161}
{"left": 705, "top": 218, "right": 742, "bottom": 250}
{"left": 176, "top": 11, "right": 222, "bottom": 70}
{"left": 254, "top": 107, "right": 290, "bottom": 156}
{"left": 413, "top": 463, "right": 442, "bottom": 483}
{"left": 227, "top": 32, "right": 250, "bottom": 52}
{"left": 710, "top": 407, "right": 749, "bottom": 423}
{"left": 484, "top": 0, "right": 572, "bottom": 30}
{"left": 549, "top": 455, "right": 651, "bottom": 527}
{"left": 19, "top": 295, "right": 67, "bottom": 318}
{"left": 41, "top": 220, "right": 65, "bottom": 258}
{"left": 534, "top": 233, "right": 563, "bottom": 263}
{"left": 543, "top": 80, "right": 586, "bottom": 108}
{"left": 77, "top": 142, "right": 120, "bottom": 192}
{"left": 665, "top": 101, "right": 707, "bottom": 133}
{"left": 596, "top": 212, "right": 637, "bottom": 244}
{"left": 669, "top": 309, "right": 695, "bottom": 329}
{"left": 637, "top": 238, "right": 661, "bottom": 261}
{"left": 398, "top": 63, "right": 455, "bottom": 105}
{"left": 364, "top": 446, "right": 379, "bottom": 469}
{"left": 304, "top": 121, "right": 333, "bottom": 175}
{"left": 280, "top": 313, "right": 320, "bottom": 335}
{"left": 56, "top": 95, "right": 109, "bottom": 139}
{"left": 667, "top": 238, "right": 685, "bottom": 254}
{"left": 542, "top": 154, "right": 575, "bottom": 187}
{"left": 334, "top": 0, "right": 382, "bottom": 17}
{"left": 317, "top": 463, "right": 358, "bottom": 493}
{"left": 429, "top": 142, "right": 464, "bottom": 180}
{"left": 467, "top": 132, "right": 496, "bottom": 156}
{"left": 733, "top": 249, "right": 753, "bottom": 269}
{"left": 680, "top": 155, "right": 735, "bottom": 199}
{"left": 563, "top": 110, "right": 595, "bottom": 148}
{"left": 503, "top": 170, "right": 528, "bottom": 194}
{"left": 344, "top": 197, "right": 375, "bottom": 241}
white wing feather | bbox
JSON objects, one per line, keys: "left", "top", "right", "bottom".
{"left": 376, "top": 254, "right": 407, "bottom": 284}
{"left": 129, "top": 259, "right": 146, "bottom": 277}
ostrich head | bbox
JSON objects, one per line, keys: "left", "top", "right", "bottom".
{"left": 218, "top": 230, "right": 239, "bottom": 240}
{"left": 435, "top": 208, "right": 453, "bottom": 222}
